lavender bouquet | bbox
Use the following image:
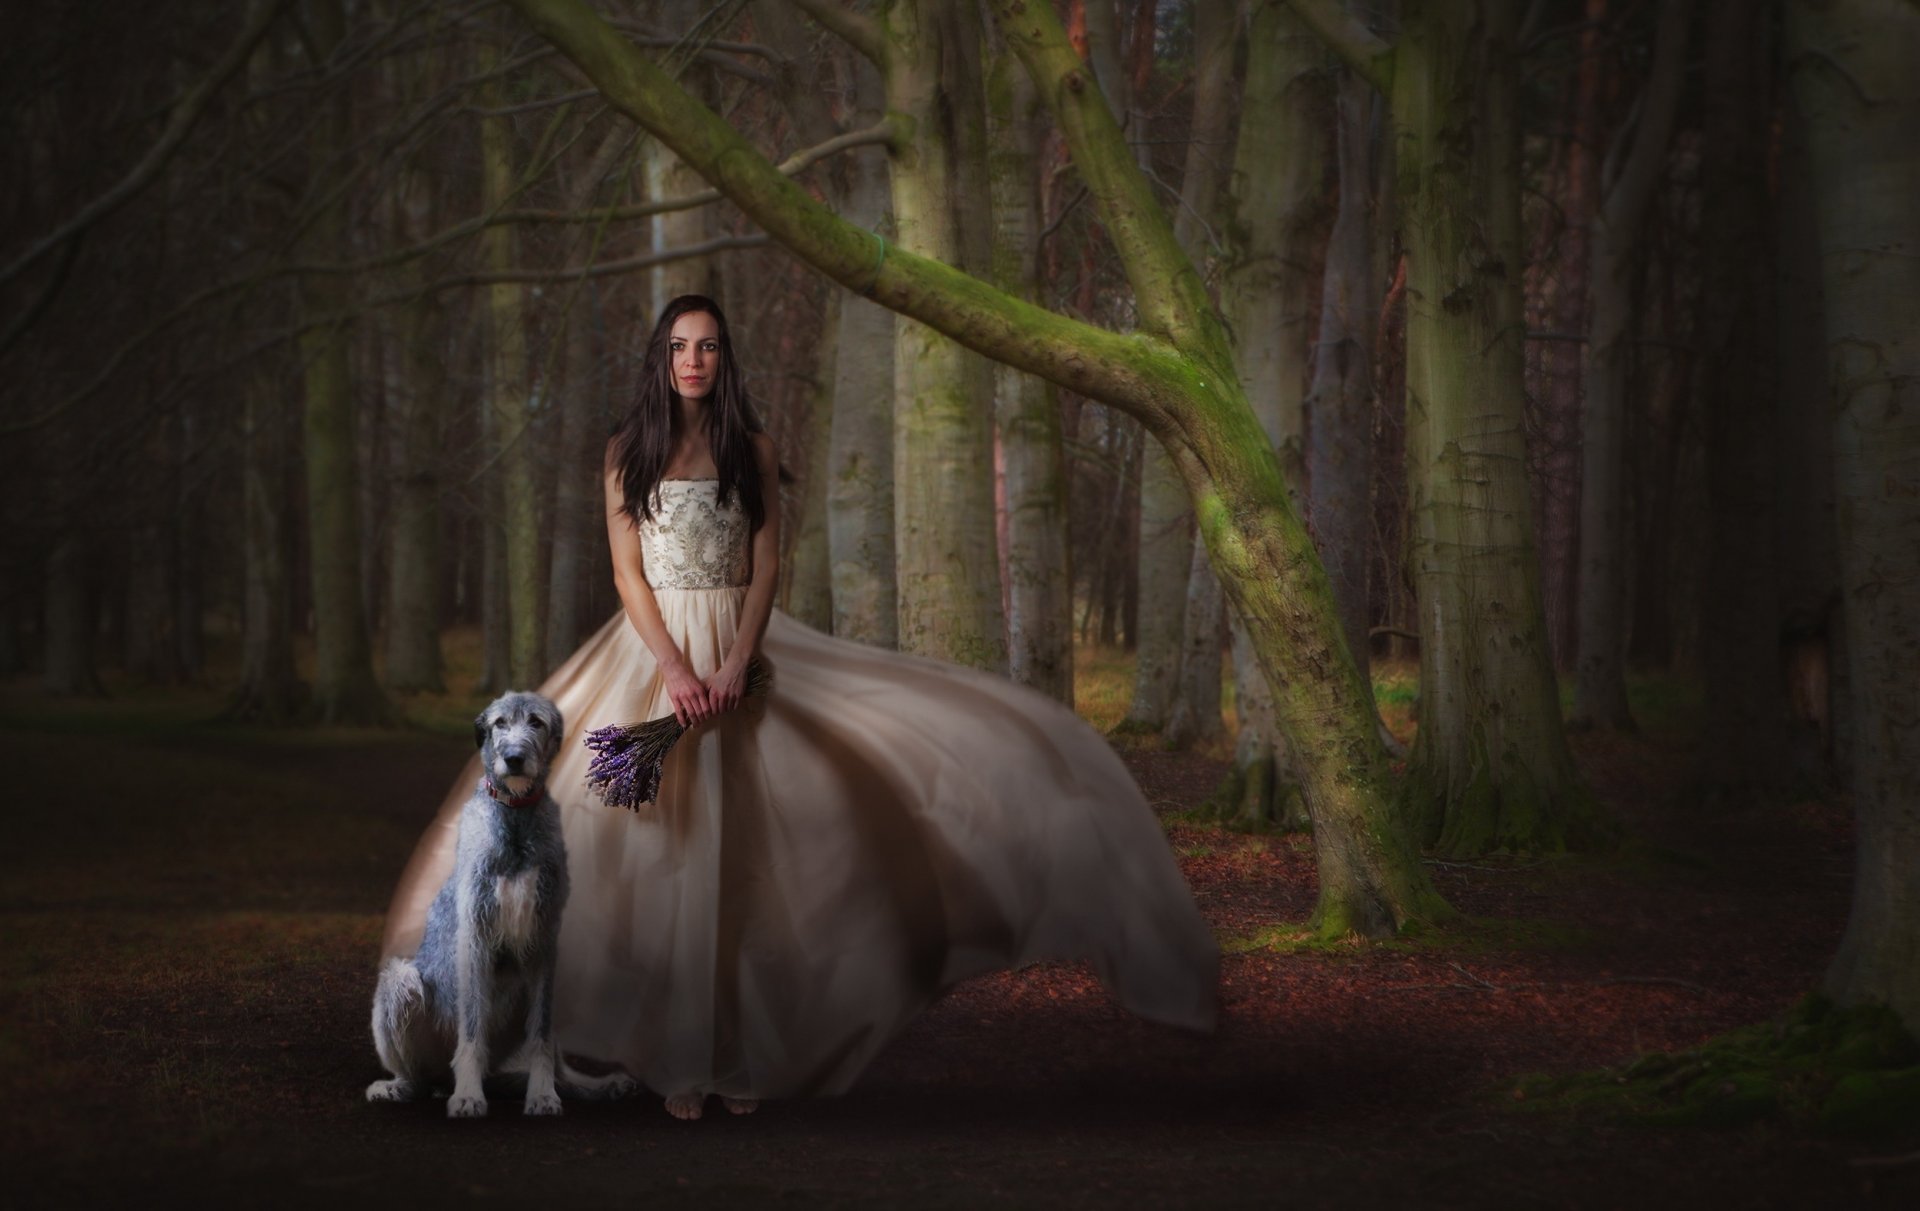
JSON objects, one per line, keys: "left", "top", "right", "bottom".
{"left": 582, "top": 658, "right": 774, "bottom": 811}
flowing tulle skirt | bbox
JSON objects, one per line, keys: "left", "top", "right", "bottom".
{"left": 380, "top": 597, "right": 1217, "bottom": 1099}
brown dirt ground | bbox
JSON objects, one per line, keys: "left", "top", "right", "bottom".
{"left": 3, "top": 685, "right": 1917, "bottom": 1209}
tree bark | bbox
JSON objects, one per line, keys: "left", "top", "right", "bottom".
{"left": 229, "top": 368, "right": 304, "bottom": 720}
{"left": 882, "top": 0, "right": 1007, "bottom": 669}
{"left": 481, "top": 55, "right": 545, "bottom": 689}
{"left": 1570, "top": 0, "right": 1689, "bottom": 731}
{"left": 501, "top": 0, "right": 1452, "bottom": 939}
{"left": 1692, "top": 0, "right": 1793, "bottom": 802}
{"left": 43, "top": 531, "right": 104, "bottom": 697}
{"left": 1785, "top": 0, "right": 1920, "bottom": 1032}
{"left": 296, "top": 0, "right": 389, "bottom": 724}
{"left": 1211, "top": 1, "right": 1327, "bottom": 812}
{"left": 1304, "top": 0, "right": 1601, "bottom": 854}
{"left": 987, "top": 43, "right": 1072, "bottom": 701}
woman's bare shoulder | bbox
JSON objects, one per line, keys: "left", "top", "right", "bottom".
{"left": 750, "top": 431, "right": 777, "bottom": 475}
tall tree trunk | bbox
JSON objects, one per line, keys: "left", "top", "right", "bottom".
{"left": 1785, "top": 0, "right": 1920, "bottom": 1031}
{"left": 1570, "top": 0, "right": 1689, "bottom": 731}
{"left": 1307, "top": 66, "right": 1381, "bottom": 686}
{"left": 547, "top": 286, "right": 608, "bottom": 663}
{"left": 297, "top": 0, "right": 388, "bottom": 724}
{"left": 1385, "top": 0, "right": 1599, "bottom": 853}
{"left": 1692, "top": 0, "right": 1793, "bottom": 801}
{"left": 827, "top": 66, "right": 897, "bottom": 647}
{"left": 786, "top": 287, "right": 840, "bottom": 630}
{"left": 1530, "top": 0, "right": 1603, "bottom": 671}
{"left": 481, "top": 56, "right": 544, "bottom": 689}
{"left": 883, "top": 0, "right": 1007, "bottom": 669}
{"left": 1170, "top": 0, "right": 1238, "bottom": 748}
{"left": 1772, "top": 92, "right": 1841, "bottom": 786}
{"left": 43, "top": 531, "right": 104, "bottom": 696}
{"left": 648, "top": 0, "right": 715, "bottom": 309}
{"left": 1211, "top": 1, "right": 1327, "bottom": 814}
{"left": 987, "top": 40, "right": 1072, "bottom": 701}
{"left": 384, "top": 286, "right": 448, "bottom": 693}
{"left": 229, "top": 369, "right": 303, "bottom": 719}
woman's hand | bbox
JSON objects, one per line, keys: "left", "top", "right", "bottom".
{"left": 704, "top": 659, "right": 750, "bottom": 716}
{"left": 664, "top": 660, "right": 713, "bottom": 729}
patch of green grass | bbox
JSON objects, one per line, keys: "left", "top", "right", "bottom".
{"left": 1510, "top": 995, "right": 1920, "bottom": 1137}
{"left": 1073, "top": 642, "right": 1135, "bottom": 734}
{"left": 1219, "top": 915, "right": 1600, "bottom": 956}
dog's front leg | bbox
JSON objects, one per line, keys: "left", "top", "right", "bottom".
{"left": 521, "top": 959, "right": 562, "bottom": 1116}
{"left": 447, "top": 897, "right": 493, "bottom": 1118}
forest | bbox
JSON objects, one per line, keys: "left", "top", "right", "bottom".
{"left": 4, "top": 0, "right": 1918, "bottom": 1204}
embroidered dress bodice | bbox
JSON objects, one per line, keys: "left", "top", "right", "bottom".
{"left": 639, "top": 479, "right": 749, "bottom": 590}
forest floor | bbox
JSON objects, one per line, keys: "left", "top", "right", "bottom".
{"left": 3, "top": 645, "right": 1916, "bottom": 1209}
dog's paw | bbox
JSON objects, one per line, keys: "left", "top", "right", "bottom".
{"left": 446, "top": 1093, "right": 489, "bottom": 1119}
{"left": 524, "top": 1090, "right": 564, "bottom": 1117}
{"left": 605, "top": 1072, "right": 641, "bottom": 1099}
{"left": 366, "top": 1078, "right": 415, "bottom": 1103}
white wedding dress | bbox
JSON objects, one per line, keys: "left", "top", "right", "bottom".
{"left": 379, "top": 478, "right": 1217, "bottom": 1100}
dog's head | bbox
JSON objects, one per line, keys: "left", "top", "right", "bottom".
{"left": 474, "top": 691, "right": 565, "bottom": 801}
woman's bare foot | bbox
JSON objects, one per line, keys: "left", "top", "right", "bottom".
{"left": 664, "top": 1090, "right": 705, "bottom": 1120}
{"left": 720, "top": 1096, "right": 759, "bottom": 1116}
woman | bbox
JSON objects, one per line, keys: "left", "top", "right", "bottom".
{"left": 380, "top": 295, "right": 1216, "bottom": 1120}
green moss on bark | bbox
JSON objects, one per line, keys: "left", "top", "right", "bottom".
{"left": 1511, "top": 995, "right": 1920, "bottom": 1137}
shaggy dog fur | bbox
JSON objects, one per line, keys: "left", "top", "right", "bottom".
{"left": 365, "top": 691, "right": 634, "bottom": 1116}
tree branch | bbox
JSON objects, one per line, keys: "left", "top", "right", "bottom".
{"left": 288, "top": 120, "right": 892, "bottom": 277}
{"left": 990, "top": 0, "right": 1231, "bottom": 365}
{"left": 1283, "top": 0, "right": 1396, "bottom": 95}
{"left": 498, "top": 0, "right": 1192, "bottom": 425}
{"left": 0, "top": 0, "right": 289, "bottom": 288}
{"left": 789, "top": 0, "right": 885, "bottom": 67}
{"left": 0, "top": 232, "right": 765, "bottom": 438}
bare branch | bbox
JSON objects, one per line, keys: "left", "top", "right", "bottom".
{"left": 790, "top": 0, "right": 885, "bottom": 66}
{"left": 0, "top": 0, "right": 289, "bottom": 288}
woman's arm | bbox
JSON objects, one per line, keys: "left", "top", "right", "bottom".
{"left": 705, "top": 433, "right": 781, "bottom": 713}
{"left": 604, "top": 460, "right": 715, "bottom": 728}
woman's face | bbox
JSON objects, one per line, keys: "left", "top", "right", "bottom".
{"left": 669, "top": 311, "right": 721, "bottom": 400}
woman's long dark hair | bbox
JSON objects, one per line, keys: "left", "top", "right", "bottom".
{"left": 607, "top": 294, "right": 766, "bottom": 532}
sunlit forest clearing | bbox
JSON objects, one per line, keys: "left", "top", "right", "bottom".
{"left": 6, "top": 0, "right": 1919, "bottom": 1203}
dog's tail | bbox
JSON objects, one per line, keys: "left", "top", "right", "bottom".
{"left": 370, "top": 957, "right": 427, "bottom": 1078}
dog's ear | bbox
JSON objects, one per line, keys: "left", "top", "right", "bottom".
{"left": 544, "top": 703, "right": 565, "bottom": 758}
{"left": 473, "top": 710, "right": 490, "bottom": 750}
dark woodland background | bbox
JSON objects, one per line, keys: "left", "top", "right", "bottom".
{"left": 3, "top": 0, "right": 1918, "bottom": 1203}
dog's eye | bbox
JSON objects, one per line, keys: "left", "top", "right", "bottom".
{"left": 529, "top": 717, "right": 546, "bottom": 730}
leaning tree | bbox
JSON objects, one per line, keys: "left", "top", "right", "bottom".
{"left": 500, "top": 0, "right": 1452, "bottom": 939}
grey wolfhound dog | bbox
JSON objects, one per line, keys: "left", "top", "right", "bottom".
{"left": 366, "top": 691, "right": 636, "bottom": 1116}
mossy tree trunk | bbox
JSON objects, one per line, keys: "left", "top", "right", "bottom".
{"left": 1211, "top": 1, "right": 1327, "bottom": 824}
{"left": 500, "top": 0, "right": 1451, "bottom": 938}
{"left": 1294, "top": 0, "right": 1601, "bottom": 855}
{"left": 480, "top": 56, "right": 545, "bottom": 689}
{"left": 986, "top": 44, "right": 1072, "bottom": 702}
{"left": 297, "top": 0, "right": 388, "bottom": 725}
{"left": 1570, "top": 0, "right": 1689, "bottom": 732}
{"left": 879, "top": 0, "right": 1007, "bottom": 670}
{"left": 1785, "top": 0, "right": 1920, "bottom": 1033}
